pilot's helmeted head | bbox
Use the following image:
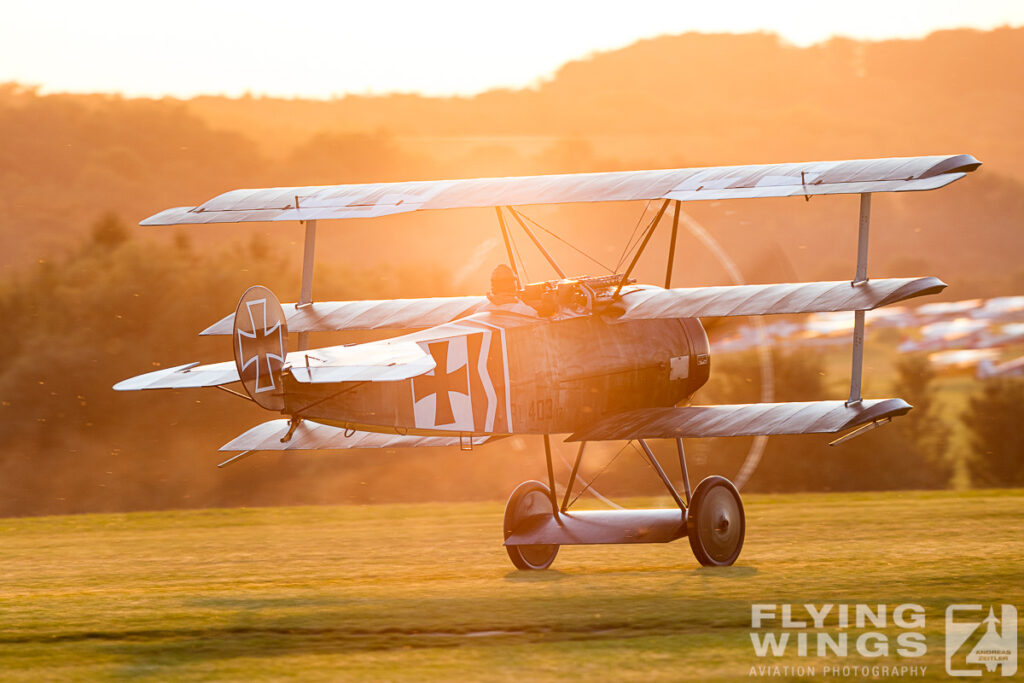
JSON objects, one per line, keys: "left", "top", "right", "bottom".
{"left": 488, "top": 264, "right": 520, "bottom": 304}
{"left": 490, "top": 264, "right": 519, "bottom": 295}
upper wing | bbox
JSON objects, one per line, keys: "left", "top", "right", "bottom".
{"left": 201, "top": 296, "right": 489, "bottom": 335}
{"left": 221, "top": 419, "right": 491, "bottom": 451}
{"left": 568, "top": 399, "right": 911, "bottom": 441}
{"left": 609, "top": 277, "right": 945, "bottom": 321}
{"left": 141, "top": 155, "right": 980, "bottom": 226}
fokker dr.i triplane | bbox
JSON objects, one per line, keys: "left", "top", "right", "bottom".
{"left": 117, "top": 153, "right": 981, "bottom": 569}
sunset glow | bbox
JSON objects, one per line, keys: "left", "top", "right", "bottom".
{"left": 3, "top": 0, "right": 1022, "bottom": 98}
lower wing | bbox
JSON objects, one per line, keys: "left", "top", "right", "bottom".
{"left": 568, "top": 399, "right": 911, "bottom": 441}
{"left": 221, "top": 419, "right": 492, "bottom": 451}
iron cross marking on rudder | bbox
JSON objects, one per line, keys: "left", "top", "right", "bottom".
{"left": 237, "top": 299, "right": 285, "bottom": 393}
{"left": 413, "top": 340, "right": 469, "bottom": 425}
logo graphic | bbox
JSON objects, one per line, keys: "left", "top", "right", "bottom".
{"left": 413, "top": 339, "right": 470, "bottom": 426}
{"left": 237, "top": 298, "right": 286, "bottom": 393}
{"left": 946, "top": 604, "right": 1017, "bottom": 677}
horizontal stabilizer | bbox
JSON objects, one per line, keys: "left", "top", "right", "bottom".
{"left": 141, "top": 155, "right": 980, "bottom": 226}
{"left": 113, "top": 361, "right": 239, "bottom": 391}
{"left": 289, "top": 340, "right": 434, "bottom": 383}
{"left": 116, "top": 339, "right": 435, "bottom": 391}
{"left": 611, "top": 277, "right": 945, "bottom": 321}
{"left": 221, "top": 419, "right": 489, "bottom": 451}
{"left": 202, "top": 296, "right": 489, "bottom": 335}
{"left": 568, "top": 398, "right": 912, "bottom": 441}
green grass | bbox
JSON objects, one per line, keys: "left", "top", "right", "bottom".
{"left": 1, "top": 490, "right": 1022, "bottom": 681}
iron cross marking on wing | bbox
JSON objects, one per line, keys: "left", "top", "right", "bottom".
{"left": 236, "top": 299, "right": 285, "bottom": 393}
{"left": 413, "top": 340, "right": 469, "bottom": 426}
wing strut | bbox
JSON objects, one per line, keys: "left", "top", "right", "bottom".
{"left": 543, "top": 434, "right": 560, "bottom": 518}
{"left": 494, "top": 207, "right": 520, "bottom": 284}
{"left": 297, "top": 219, "right": 317, "bottom": 352}
{"left": 675, "top": 438, "right": 692, "bottom": 504}
{"left": 506, "top": 207, "right": 566, "bottom": 278}
{"left": 560, "top": 442, "right": 586, "bottom": 513}
{"left": 848, "top": 193, "right": 870, "bottom": 404}
{"left": 664, "top": 200, "right": 681, "bottom": 288}
{"left": 638, "top": 439, "right": 687, "bottom": 511}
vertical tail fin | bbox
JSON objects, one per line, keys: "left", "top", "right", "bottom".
{"left": 232, "top": 285, "right": 289, "bottom": 410}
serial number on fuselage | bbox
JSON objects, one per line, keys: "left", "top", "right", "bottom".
{"left": 512, "top": 398, "right": 560, "bottom": 424}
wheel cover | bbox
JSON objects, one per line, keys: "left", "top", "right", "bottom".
{"left": 697, "top": 486, "right": 743, "bottom": 563}
{"left": 515, "top": 490, "right": 558, "bottom": 566}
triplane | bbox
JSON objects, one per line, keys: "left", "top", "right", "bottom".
{"left": 117, "top": 154, "right": 981, "bottom": 569}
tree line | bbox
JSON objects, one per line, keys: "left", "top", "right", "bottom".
{"left": 0, "top": 214, "right": 1020, "bottom": 517}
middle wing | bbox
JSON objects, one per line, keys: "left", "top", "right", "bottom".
{"left": 609, "top": 277, "right": 945, "bottom": 321}
{"left": 194, "top": 277, "right": 944, "bottom": 336}
{"left": 201, "top": 296, "right": 489, "bottom": 335}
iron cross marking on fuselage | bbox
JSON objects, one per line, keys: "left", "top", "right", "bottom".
{"left": 237, "top": 300, "right": 284, "bottom": 393}
{"left": 413, "top": 340, "right": 469, "bottom": 426}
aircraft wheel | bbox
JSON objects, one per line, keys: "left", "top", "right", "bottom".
{"left": 687, "top": 475, "right": 745, "bottom": 567}
{"left": 503, "top": 480, "right": 559, "bottom": 570}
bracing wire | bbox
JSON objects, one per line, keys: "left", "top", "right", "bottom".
{"left": 631, "top": 440, "right": 655, "bottom": 470}
{"left": 502, "top": 208, "right": 530, "bottom": 283}
{"left": 558, "top": 438, "right": 677, "bottom": 511}
{"left": 566, "top": 440, "right": 633, "bottom": 509}
{"left": 511, "top": 236, "right": 529, "bottom": 283}
{"left": 510, "top": 208, "right": 616, "bottom": 275}
{"left": 554, "top": 448, "right": 624, "bottom": 510}
{"left": 615, "top": 199, "right": 653, "bottom": 272}
{"left": 615, "top": 202, "right": 664, "bottom": 279}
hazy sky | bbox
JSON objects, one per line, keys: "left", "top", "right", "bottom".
{"left": 3, "top": 0, "right": 1022, "bottom": 98}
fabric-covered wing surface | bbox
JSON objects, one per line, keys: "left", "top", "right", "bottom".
{"left": 141, "top": 155, "right": 981, "bottom": 226}
{"left": 115, "top": 341, "right": 436, "bottom": 391}
{"left": 201, "top": 296, "right": 489, "bottom": 335}
{"left": 568, "top": 399, "right": 911, "bottom": 441}
{"left": 221, "top": 420, "right": 490, "bottom": 451}
{"left": 289, "top": 340, "right": 434, "bottom": 383}
{"left": 113, "top": 361, "right": 240, "bottom": 390}
{"left": 610, "top": 277, "right": 946, "bottom": 321}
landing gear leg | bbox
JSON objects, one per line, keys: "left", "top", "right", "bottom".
{"left": 543, "top": 434, "right": 559, "bottom": 518}
{"left": 643, "top": 437, "right": 745, "bottom": 567}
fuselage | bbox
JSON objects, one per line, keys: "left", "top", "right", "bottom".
{"left": 283, "top": 310, "right": 710, "bottom": 436}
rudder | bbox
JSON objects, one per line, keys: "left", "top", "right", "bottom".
{"left": 232, "top": 285, "right": 289, "bottom": 410}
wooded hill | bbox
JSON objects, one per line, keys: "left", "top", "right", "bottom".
{"left": 2, "top": 27, "right": 1023, "bottom": 295}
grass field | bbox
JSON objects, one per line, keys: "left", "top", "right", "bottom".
{"left": 1, "top": 490, "right": 1022, "bottom": 681}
